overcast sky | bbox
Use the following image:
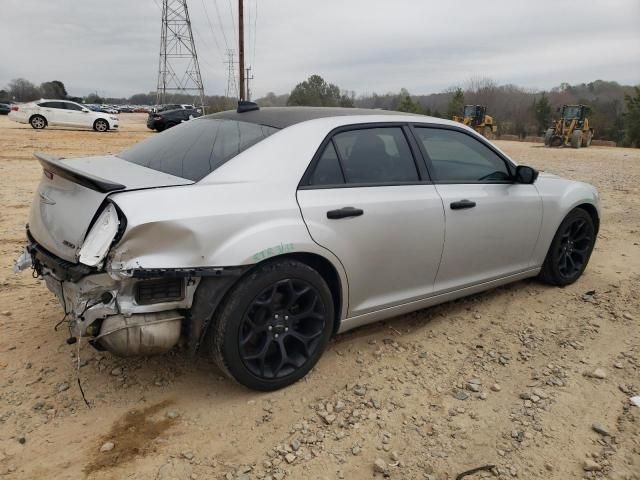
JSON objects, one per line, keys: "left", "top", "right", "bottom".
{"left": 1, "top": 0, "right": 639, "bottom": 99}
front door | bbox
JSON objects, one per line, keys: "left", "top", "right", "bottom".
{"left": 297, "top": 125, "right": 445, "bottom": 316}
{"left": 412, "top": 126, "right": 542, "bottom": 292}
{"left": 61, "top": 101, "right": 91, "bottom": 127}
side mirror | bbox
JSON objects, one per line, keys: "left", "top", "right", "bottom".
{"left": 515, "top": 165, "right": 538, "bottom": 184}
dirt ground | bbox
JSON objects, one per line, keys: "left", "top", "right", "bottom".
{"left": 0, "top": 114, "right": 638, "bottom": 480}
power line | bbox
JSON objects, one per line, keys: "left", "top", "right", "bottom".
{"left": 227, "top": 0, "right": 238, "bottom": 48}
{"left": 199, "top": 0, "right": 224, "bottom": 59}
{"left": 251, "top": 0, "right": 258, "bottom": 72}
{"left": 212, "top": 0, "right": 232, "bottom": 53}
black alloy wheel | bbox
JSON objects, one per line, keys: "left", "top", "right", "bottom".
{"left": 556, "top": 216, "right": 592, "bottom": 280}
{"left": 239, "top": 278, "right": 326, "bottom": 379}
{"left": 539, "top": 208, "right": 596, "bottom": 286}
{"left": 207, "top": 259, "right": 334, "bottom": 391}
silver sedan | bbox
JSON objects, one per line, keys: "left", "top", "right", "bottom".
{"left": 15, "top": 105, "right": 600, "bottom": 390}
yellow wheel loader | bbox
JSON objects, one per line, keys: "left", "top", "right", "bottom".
{"left": 544, "top": 104, "right": 594, "bottom": 148}
{"left": 453, "top": 105, "right": 498, "bottom": 139}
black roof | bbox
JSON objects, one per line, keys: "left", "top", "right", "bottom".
{"left": 208, "top": 106, "right": 414, "bottom": 129}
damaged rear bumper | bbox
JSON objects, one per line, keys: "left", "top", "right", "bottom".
{"left": 17, "top": 231, "right": 247, "bottom": 356}
{"left": 18, "top": 236, "right": 203, "bottom": 355}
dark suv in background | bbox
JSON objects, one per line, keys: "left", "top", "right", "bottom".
{"left": 146, "top": 108, "right": 202, "bottom": 132}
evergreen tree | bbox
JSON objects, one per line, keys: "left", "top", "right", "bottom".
{"left": 623, "top": 87, "right": 640, "bottom": 147}
{"left": 446, "top": 88, "right": 465, "bottom": 118}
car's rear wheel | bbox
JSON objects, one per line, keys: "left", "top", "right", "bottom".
{"left": 93, "top": 119, "right": 109, "bottom": 132}
{"left": 207, "top": 259, "right": 334, "bottom": 391}
{"left": 30, "top": 115, "right": 46, "bottom": 129}
{"left": 539, "top": 208, "right": 596, "bottom": 286}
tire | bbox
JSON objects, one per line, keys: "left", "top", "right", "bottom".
{"left": 544, "top": 128, "right": 554, "bottom": 146}
{"left": 582, "top": 130, "right": 593, "bottom": 148}
{"left": 93, "top": 119, "right": 109, "bottom": 132}
{"left": 155, "top": 123, "right": 165, "bottom": 132}
{"left": 206, "top": 259, "right": 335, "bottom": 391}
{"left": 482, "top": 126, "right": 492, "bottom": 139}
{"left": 550, "top": 136, "right": 563, "bottom": 147}
{"left": 165, "top": 121, "right": 179, "bottom": 130}
{"left": 30, "top": 115, "right": 46, "bottom": 129}
{"left": 570, "top": 130, "right": 582, "bottom": 149}
{"left": 538, "top": 208, "right": 596, "bottom": 286}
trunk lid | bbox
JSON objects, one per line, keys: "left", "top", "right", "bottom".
{"left": 29, "top": 153, "right": 192, "bottom": 262}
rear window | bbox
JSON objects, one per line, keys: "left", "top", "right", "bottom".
{"left": 118, "top": 118, "right": 279, "bottom": 181}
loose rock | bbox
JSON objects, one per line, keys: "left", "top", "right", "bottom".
{"left": 100, "top": 441, "right": 115, "bottom": 453}
{"left": 373, "top": 458, "right": 387, "bottom": 474}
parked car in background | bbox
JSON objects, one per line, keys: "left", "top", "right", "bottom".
{"left": 15, "top": 106, "right": 600, "bottom": 391}
{"left": 8, "top": 99, "right": 118, "bottom": 132}
{"left": 0, "top": 103, "right": 11, "bottom": 115}
{"left": 146, "top": 107, "right": 202, "bottom": 132}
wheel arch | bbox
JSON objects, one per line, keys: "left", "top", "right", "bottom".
{"left": 93, "top": 118, "right": 109, "bottom": 130}
{"left": 189, "top": 250, "right": 348, "bottom": 355}
{"left": 284, "top": 251, "right": 344, "bottom": 335}
{"left": 575, "top": 202, "right": 600, "bottom": 235}
{"left": 29, "top": 114, "right": 47, "bottom": 126}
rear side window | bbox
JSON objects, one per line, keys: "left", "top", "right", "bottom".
{"left": 118, "top": 118, "right": 279, "bottom": 181}
{"left": 308, "top": 142, "right": 345, "bottom": 186}
{"left": 39, "top": 101, "right": 65, "bottom": 109}
{"left": 329, "top": 127, "right": 418, "bottom": 184}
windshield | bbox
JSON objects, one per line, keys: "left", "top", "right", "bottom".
{"left": 118, "top": 117, "right": 279, "bottom": 181}
{"left": 562, "top": 106, "right": 582, "bottom": 120}
{"left": 463, "top": 106, "right": 476, "bottom": 117}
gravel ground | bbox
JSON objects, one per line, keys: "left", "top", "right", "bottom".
{"left": 0, "top": 114, "right": 638, "bottom": 480}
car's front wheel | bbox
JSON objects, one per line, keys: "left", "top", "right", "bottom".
{"left": 539, "top": 208, "right": 596, "bottom": 286}
{"left": 93, "top": 119, "right": 109, "bottom": 132}
{"left": 207, "top": 259, "right": 334, "bottom": 391}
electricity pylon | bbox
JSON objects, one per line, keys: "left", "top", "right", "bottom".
{"left": 156, "top": 0, "right": 206, "bottom": 108}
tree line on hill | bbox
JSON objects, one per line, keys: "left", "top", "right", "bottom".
{"left": 2, "top": 75, "right": 639, "bottom": 147}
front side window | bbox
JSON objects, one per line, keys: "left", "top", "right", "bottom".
{"left": 330, "top": 127, "right": 419, "bottom": 184}
{"left": 415, "top": 128, "right": 511, "bottom": 182}
{"left": 119, "top": 118, "right": 279, "bottom": 181}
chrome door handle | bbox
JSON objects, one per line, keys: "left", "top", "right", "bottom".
{"left": 326, "top": 207, "right": 364, "bottom": 219}
{"left": 450, "top": 199, "right": 476, "bottom": 210}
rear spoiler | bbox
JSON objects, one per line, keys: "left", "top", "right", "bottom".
{"left": 34, "top": 153, "right": 125, "bottom": 193}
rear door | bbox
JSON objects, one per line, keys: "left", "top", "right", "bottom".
{"left": 412, "top": 126, "right": 542, "bottom": 292}
{"left": 297, "top": 125, "right": 445, "bottom": 317}
{"left": 38, "top": 101, "right": 65, "bottom": 125}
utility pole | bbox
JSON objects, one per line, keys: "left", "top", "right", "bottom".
{"left": 238, "top": 0, "right": 245, "bottom": 101}
{"left": 155, "top": 0, "right": 206, "bottom": 109}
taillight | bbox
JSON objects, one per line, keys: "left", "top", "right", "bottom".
{"left": 10, "top": 106, "right": 18, "bottom": 111}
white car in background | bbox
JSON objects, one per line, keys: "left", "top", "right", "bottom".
{"left": 8, "top": 99, "right": 118, "bottom": 132}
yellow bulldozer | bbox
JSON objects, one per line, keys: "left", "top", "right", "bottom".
{"left": 544, "top": 104, "right": 594, "bottom": 148}
{"left": 453, "top": 105, "right": 498, "bottom": 139}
